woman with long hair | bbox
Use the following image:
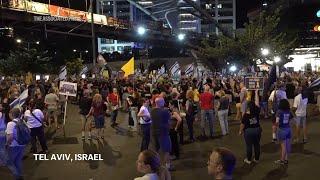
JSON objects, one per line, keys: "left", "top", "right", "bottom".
{"left": 275, "top": 99, "right": 293, "bottom": 165}
{"left": 239, "top": 90, "right": 262, "bottom": 164}
{"left": 185, "top": 89, "right": 196, "bottom": 142}
{"left": 135, "top": 150, "right": 171, "bottom": 180}
{"left": 168, "top": 100, "right": 182, "bottom": 160}
{"left": 24, "top": 99, "right": 48, "bottom": 154}
{"left": 87, "top": 93, "right": 106, "bottom": 140}
{"left": 217, "top": 90, "right": 230, "bottom": 136}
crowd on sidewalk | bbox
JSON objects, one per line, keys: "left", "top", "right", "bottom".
{"left": 0, "top": 69, "right": 319, "bottom": 180}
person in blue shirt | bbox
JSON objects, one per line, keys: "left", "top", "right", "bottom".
{"left": 275, "top": 99, "right": 294, "bottom": 165}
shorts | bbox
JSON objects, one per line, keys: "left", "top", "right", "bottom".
{"left": 295, "top": 116, "right": 306, "bottom": 128}
{"left": 153, "top": 135, "right": 171, "bottom": 153}
{"left": 94, "top": 115, "right": 105, "bottom": 129}
{"left": 277, "top": 128, "right": 291, "bottom": 141}
{"left": 47, "top": 109, "right": 58, "bottom": 116}
{"left": 261, "top": 102, "right": 268, "bottom": 109}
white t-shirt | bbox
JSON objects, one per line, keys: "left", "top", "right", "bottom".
{"left": 293, "top": 94, "right": 308, "bottom": 117}
{"left": 24, "top": 109, "right": 44, "bottom": 128}
{"left": 268, "top": 90, "right": 287, "bottom": 102}
{"left": 139, "top": 106, "right": 151, "bottom": 124}
{"left": 134, "top": 173, "right": 159, "bottom": 180}
{"left": 5, "top": 119, "right": 24, "bottom": 147}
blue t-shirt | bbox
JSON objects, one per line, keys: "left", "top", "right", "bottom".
{"left": 277, "top": 110, "right": 293, "bottom": 128}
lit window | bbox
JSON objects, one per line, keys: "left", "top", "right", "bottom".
{"left": 217, "top": 4, "right": 222, "bottom": 9}
{"left": 205, "top": 4, "right": 212, "bottom": 9}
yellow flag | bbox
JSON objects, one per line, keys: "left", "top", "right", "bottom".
{"left": 25, "top": 72, "right": 33, "bottom": 85}
{"left": 121, "top": 57, "right": 134, "bottom": 77}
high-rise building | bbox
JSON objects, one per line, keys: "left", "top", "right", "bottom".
{"left": 97, "top": 0, "right": 134, "bottom": 54}
{"left": 177, "top": 0, "right": 201, "bottom": 34}
{"left": 200, "top": 0, "right": 236, "bottom": 36}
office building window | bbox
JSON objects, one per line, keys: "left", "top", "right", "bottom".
{"left": 101, "top": 38, "right": 115, "bottom": 44}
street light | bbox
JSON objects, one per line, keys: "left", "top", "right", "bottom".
{"left": 73, "top": 49, "right": 77, "bottom": 52}
{"left": 177, "top": 33, "right": 185, "bottom": 41}
{"left": 85, "top": 50, "right": 89, "bottom": 53}
{"left": 137, "top": 26, "right": 146, "bottom": 35}
{"left": 230, "top": 65, "right": 237, "bottom": 72}
{"left": 16, "top": 39, "right": 22, "bottom": 43}
{"left": 274, "top": 56, "right": 281, "bottom": 63}
{"left": 261, "top": 48, "right": 270, "bottom": 56}
{"left": 36, "top": 41, "right": 40, "bottom": 45}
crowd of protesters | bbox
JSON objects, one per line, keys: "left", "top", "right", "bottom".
{"left": 0, "top": 68, "right": 319, "bottom": 179}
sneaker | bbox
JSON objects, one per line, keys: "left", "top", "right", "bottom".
{"left": 303, "top": 139, "right": 308, "bottom": 144}
{"left": 244, "top": 158, "right": 251, "bottom": 164}
{"left": 253, "top": 159, "right": 259, "bottom": 163}
{"left": 81, "top": 136, "right": 85, "bottom": 140}
{"left": 274, "top": 160, "right": 288, "bottom": 165}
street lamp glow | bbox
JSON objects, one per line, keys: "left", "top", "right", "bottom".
{"left": 274, "top": 56, "right": 281, "bottom": 63}
{"left": 85, "top": 50, "right": 89, "bottom": 53}
{"left": 261, "top": 48, "right": 270, "bottom": 56}
{"left": 81, "top": 74, "right": 86, "bottom": 79}
{"left": 137, "top": 26, "right": 146, "bottom": 35}
{"left": 36, "top": 41, "right": 40, "bottom": 44}
{"left": 16, "top": 39, "right": 22, "bottom": 43}
{"left": 73, "top": 49, "right": 77, "bottom": 52}
{"left": 227, "top": 62, "right": 230, "bottom": 65}
{"left": 177, "top": 33, "right": 185, "bottom": 41}
{"left": 230, "top": 65, "right": 237, "bottom": 72}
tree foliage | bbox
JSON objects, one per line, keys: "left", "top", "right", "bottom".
{"left": 199, "top": 7, "right": 298, "bottom": 69}
{"left": 66, "top": 58, "right": 83, "bottom": 77}
{"left": 0, "top": 47, "right": 53, "bottom": 76}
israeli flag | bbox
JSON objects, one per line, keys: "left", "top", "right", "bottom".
{"left": 59, "top": 66, "right": 67, "bottom": 80}
{"left": 157, "top": 65, "right": 165, "bottom": 76}
{"left": 10, "top": 89, "right": 28, "bottom": 108}
{"left": 185, "top": 64, "right": 194, "bottom": 77}
{"left": 309, "top": 77, "right": 320, "bottom": 89}
{"left": 79, "top": 66, "right": 88, "bottom": 76}
{"left": 169, "top": 61, "right": 180, "bottom": 76}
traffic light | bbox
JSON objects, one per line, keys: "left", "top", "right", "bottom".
{"left": 314, "top": 25, "right": 320, "bottom": 32}
{"left": 317, "top": 10, "right": 320, "bottom": 18}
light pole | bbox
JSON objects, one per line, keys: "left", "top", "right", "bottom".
{"left": 90, "top": 0, "right": 97, "bottom": 72}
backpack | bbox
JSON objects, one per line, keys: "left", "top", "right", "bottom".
{"left": 13, "top": 119, "right": 31, "bottom": 145}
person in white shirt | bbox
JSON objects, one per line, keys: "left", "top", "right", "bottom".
{"left": 135, "top": 150, "right": 171, "bottom": 180}
{"left": 24, "top": 100, "right": 48, "bottom": 153}
{"left": 293, "top": 88, "right": 309, "bottom": 143}
{"left": 137, "top": 98, "right": 151, "bottom": 152}
{"left": 5, "top": 108, "right": 25, "bottom": 180}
